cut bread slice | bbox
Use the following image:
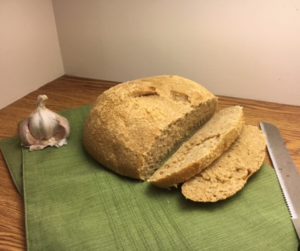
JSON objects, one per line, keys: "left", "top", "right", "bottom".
{"left": 181, "top": 125, "right": 266, "bottom": 202}
{"left": 148, "top": 106, "right": 244, "bottom": 188}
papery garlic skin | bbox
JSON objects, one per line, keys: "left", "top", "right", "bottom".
{"left": 19, "top": 95, "right": 70, "bottom": 151}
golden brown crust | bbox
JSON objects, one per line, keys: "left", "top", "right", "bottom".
{"left": 83, "top": 75, "right": 217, "bottom": 180}
{"left": 148, "top": 106, "right": 244, "bottom": 188}
{"left": 181, "top": 125, "right": 266, "bottom": 202}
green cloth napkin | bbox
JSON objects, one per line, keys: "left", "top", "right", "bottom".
{"left": 0, "top": 105, "right": 298, "bottom": 250}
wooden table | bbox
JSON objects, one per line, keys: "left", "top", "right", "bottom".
{"left": 1, "top": 75, "right": 299, "bottom": 250}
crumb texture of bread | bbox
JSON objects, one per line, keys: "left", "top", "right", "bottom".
{"left": 83, "top": 75, "right": 217, "bottom": 180}
{"left": 181, "top": 125, "right": 266, "bottom": 202}
{"left": 148, "top": 106, "right": 244, "bottom": 188}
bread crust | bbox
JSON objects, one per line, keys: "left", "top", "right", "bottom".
{"left": 83, "top": 75, "right": 217, "bottom": 180}
{"left": 181, "top": 125, "right": 266, "bottom": 202}
{"left": 148, "top": 106, "right": 244, "bottom": 188}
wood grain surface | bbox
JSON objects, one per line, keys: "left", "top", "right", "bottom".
{"left": 0, "top": 75, "right": 299, "bottom": 250}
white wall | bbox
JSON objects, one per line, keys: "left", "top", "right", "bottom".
{"left": 1, "top": 1, "right": 299, "bottom": 108}
{"left": 53, "top": 0, "right": 300, "bottom": 106}
{"left": 0, "top": 0, "right": 64, "bottom": 110}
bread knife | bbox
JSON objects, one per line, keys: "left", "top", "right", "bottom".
{"left": 260, "top": 122, "right": 300, "bottom": 250}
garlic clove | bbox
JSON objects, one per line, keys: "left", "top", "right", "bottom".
{"left": 19, "top": 95, "right": 70, "bottom": 151}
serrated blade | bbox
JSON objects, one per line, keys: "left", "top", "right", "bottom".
{"left": 260, "top": 122, "right": 300, "bottom": 239}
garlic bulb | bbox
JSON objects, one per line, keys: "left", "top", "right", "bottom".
{"left": 19, "top": 95, "right": 70, "bottom": 151}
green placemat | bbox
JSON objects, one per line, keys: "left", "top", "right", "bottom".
{"left": 0, "top": 105, "right": 298, "bottom": 250}
{"left": 0, "top": 135, "right": 23, "bottom": 195}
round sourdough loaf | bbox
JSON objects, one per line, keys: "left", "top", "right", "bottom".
{"left": 83, "top": 75, "right": 218, "bottom": 180}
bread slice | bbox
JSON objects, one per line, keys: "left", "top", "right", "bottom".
{"left": 148, "top": 106, "right": 244, "bottom": 188}
{"left": 83, "top": 75, "right": 217, "bottom": 180}
{"left": 181, "top": 125, "right": 266, "bottom": 202}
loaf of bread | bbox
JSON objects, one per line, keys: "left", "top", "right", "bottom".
{"left": 181, "top": 125, "right": 266, "bottom": 202}
{"left": 148, "top": 106, "right": 244, "bottom": 188}
{"left": 83, "top": 75, "right": 218, "bottom": 180}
